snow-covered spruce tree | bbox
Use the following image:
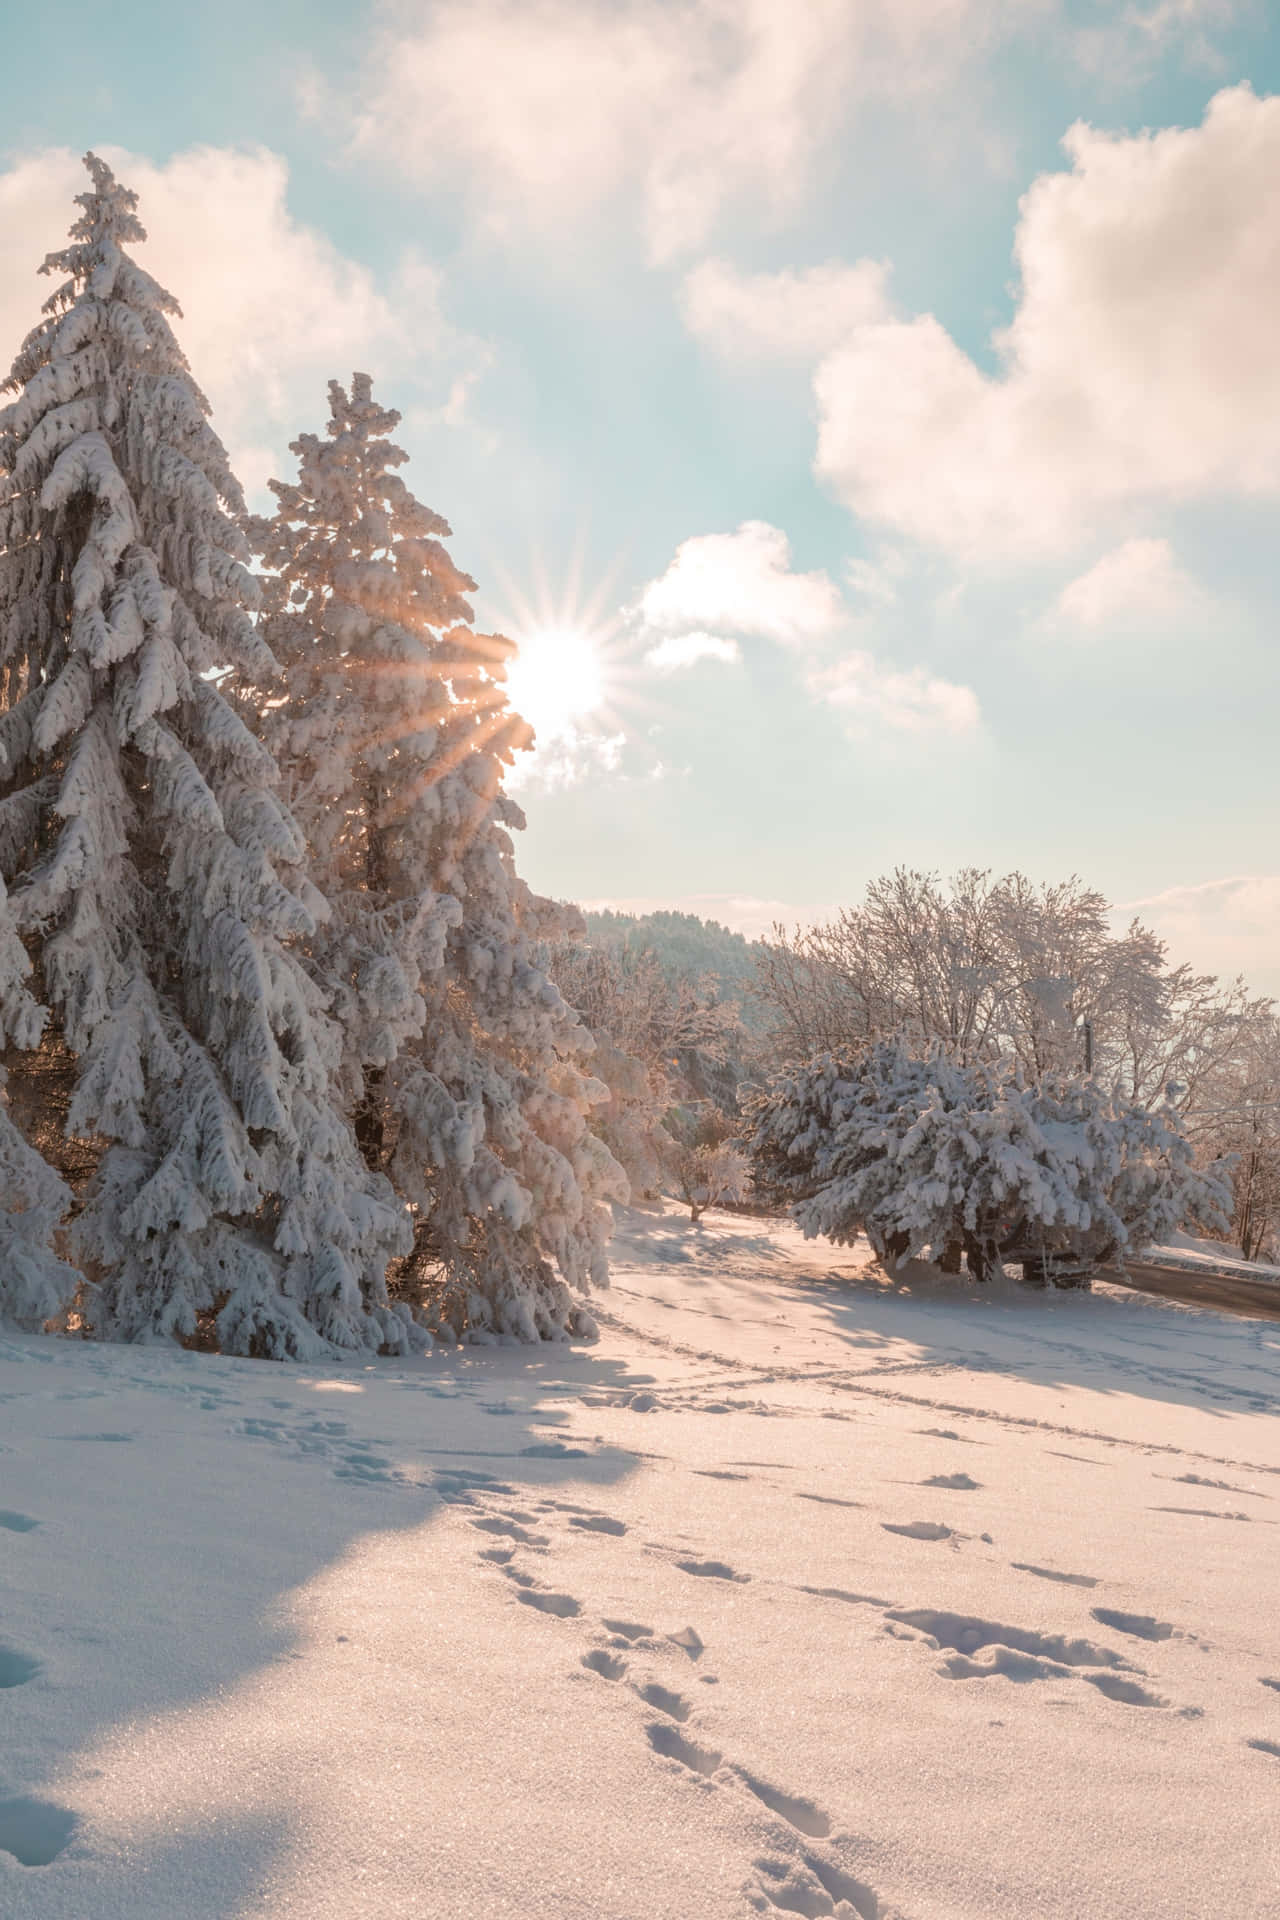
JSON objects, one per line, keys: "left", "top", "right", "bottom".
{"left": 252, "top": 374, "right": 625, "bottom": 1342}
{"left": 748, "top": 1040, "right": 1229, "bottom": 1286}
{"left": 0, "top": 155, "right": 417, "bottom": 1356}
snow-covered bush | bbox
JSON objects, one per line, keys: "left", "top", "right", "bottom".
{"left": 749, "top": 1039, "right": 1229, "bottom": 1286}
{"left": 0, "top": 156, "right": 413, "bottom": 1357}
{"left": 251, "top": 374, "right": 625, "bottom": 1343}
{"left": 666, "top": 1105, "right": 749, "bottom": 1224}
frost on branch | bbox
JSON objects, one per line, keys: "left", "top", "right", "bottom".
{"left": 749, "top": 1039, "right": 1230, "bottom": 1287}
{"left": 0, "top": 155, "right": 412, "bottom": 1355}
{"left": 253, "top": 373, "right": 625, "bottom": 1342}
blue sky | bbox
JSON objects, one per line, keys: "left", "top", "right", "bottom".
{"left": 3, "top": 0, "right": 1279, "bottom": 990}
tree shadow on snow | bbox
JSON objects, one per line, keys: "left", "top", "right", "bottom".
{"left": 0, "top": 1324, "right": 652, "bottom": 1917}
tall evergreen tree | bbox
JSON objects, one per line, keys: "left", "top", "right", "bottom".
{"left": 0, "top": 156, "right": 416, "bottom": 1356}
{"left": 253, "top": 374, "right": 624, "bottom": 1342}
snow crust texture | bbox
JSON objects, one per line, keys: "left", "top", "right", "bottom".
{"left": 1, "top": 1204, "right": 1278, "bottom": 1917}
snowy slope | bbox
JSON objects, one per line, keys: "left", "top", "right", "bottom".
{"left": 2, "top": 1205, "right": 1279, "bottom": 1918}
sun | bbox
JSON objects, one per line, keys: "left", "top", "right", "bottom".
{"left": 505, "top": 624, "right": 607, "bottom": 745}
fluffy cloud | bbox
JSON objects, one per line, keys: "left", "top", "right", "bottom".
{"left": 0, "top": 145, "right": 485, "bottom": 497}
{"left": 634, "top": 519, "right": 980, "bottom": 736}
{"left": 343, "top": 0, "right": 1036, "bottom": 263}
{"left": 804, "top": 86, "right": 1280, "bottom": 557}
{"left": 638, "top": 521, "right": 844, "bottom": 647}
{"left": 1119, "top": 875, "right": 1280, "bottom": 994}
{"left": 643, "top": 630, "right": 742, "bottom": 673}
{"left": 682, "top": 257, "right": 892, "bottom": 363}
{"left": 810, "top": 652, "right": 980, "bottom": 735}
{"left": 1051, "top": 537, "right": 1205, "bottom": 628}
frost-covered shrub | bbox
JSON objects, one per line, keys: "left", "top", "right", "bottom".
{"left": 666, "top": 1105, "right": 749, "bottom": 1224}
{"left": 749, "top": 1039, "right": 1229, "bottom": 1286}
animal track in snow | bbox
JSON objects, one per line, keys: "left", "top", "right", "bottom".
{"left": 694, "top": 1469, "right": 751, "bottom": 1481}
{"left": 1083, "top": 1673, "right": 1170, "bottom": 1708}
{"left": 667, "top": 1626, "right": 705, "bottom": 1659}
{"left": 478, "top": 1546, "right": 515, "bottom": 1565}
{"left": 882, "top": 1521, "right": 953, "bottom": 1542}
{"left": 470, "top": 1515, "right": 548, "bottom": 1545}
{"left": 800, "top": 1586, "right": 891, "bottom": 1608}
{"left": 1246, "top": 1738, "right": 1280, "bottom": 1758}
{"left": 751, "top": 1850, "right": 885, "bottom": 1920}
{"left": 635, "top": 1680, "right": 691, "bottom": 1721}
{"left": 0, "top": 1796, "right": 78, "bottom": 1866}
{"left": 1259, "top": 1677, "right": 1280, "bottom": 1692}
{"left": 601, "top": 1619, "right": 655, "bottom": 1642}
{"left": 796, "top": 1492, "right": 863, "bottom": 1508}
{"left": 0, "top": 1645, "right": 41, "bottom": 1688}
{"left": 941, "top": 1647, "right": 1073, "bottom": 1683}
{"left": 918, "top": 1427, "right": 976, "bottom": 1443}
{"left": 0, "top": 1509, "right": 38, "bottom": 1531}
{"left": 646, "top": 1721, "right": 722, "bottom": 1777}
{"left": 582, "top": 1649, "right": 629, "bottom": 1680}
{"left": 1150, "top": 1506, "right": 1252, "bottom": 1522}
{"left": 888, "top": 1609, "right": 1135, "bottom": 1671}
{"left": 568, "top": 1514, "right": 627, "bottom": 1535}
{"left": 1166, "top": 1472, "right": 1267, "bottom": 1499}
{"left": 1011, "top": 1562, "right": 1098, "bottom": 1589}
{"left": 515, "top": 1587, "right": 581, "bottom": 1618}
{"left": 676, "top": 1557, "right": 750, "bottom": 1582}
{"left": 922, "top": 1473, "right": 979, "bottom": 1490}
{"left": 1091, "top": 1607, "right": 1175, "bottom": 1643}
{"left": 735, "top": 1770, "right": 831, "bottom": 1838}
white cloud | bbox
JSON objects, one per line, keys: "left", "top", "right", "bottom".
{"left": 643, "top": 630, "right": 742, "bottom": 673}
{"left": 1073, "top": 0, "right": 1243, "bottom": 84}
{"left": 808, "top": 86, "right": 1280, "bottom": 557}
{"left": 343, "top": 0, "right": 1039, "bottom": 263}
{"left": 633, "top": 518, "right": 981, "bottom": 735}
{"left": 638, "top": 521, "right": 844, "bottom": 647}
{"left": 1051, "top": 536, "right": 1205, "bottom": 628}
{"left": 0, "top": 146, "right": 488, "bottom": 499}
{"left": 682, "top": 257, "right": 892, "bottom": 363}
{"left": 1119, "top": 875, "right": 1280, "bottom": 994}
{"left": 809, "top": 652, "right": 981, "bottom": 735}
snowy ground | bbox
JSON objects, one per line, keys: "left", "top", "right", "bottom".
{"left": 2, "top": 1206, "right": 1279, "bottom": 1919}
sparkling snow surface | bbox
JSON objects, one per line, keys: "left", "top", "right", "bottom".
{"left": 2, "top": 1206, "right": 1278, "bottom": 1918}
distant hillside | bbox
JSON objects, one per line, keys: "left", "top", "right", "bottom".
{"left": 580, "top": 909, "right": 764, "bottom": 1008}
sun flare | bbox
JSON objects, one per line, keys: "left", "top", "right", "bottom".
{"left": 505, "top": 625, "right": 607, "bottom": 744}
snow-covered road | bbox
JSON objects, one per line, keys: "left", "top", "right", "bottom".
{"left": 2, "top": 1206, "right": 1278, "bottom": 1917}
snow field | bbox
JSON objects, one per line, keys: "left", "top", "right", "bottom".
{"left": 1, "top": 1204, "right": 1278, "bottom": 1916}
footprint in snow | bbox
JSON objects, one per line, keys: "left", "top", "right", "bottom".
{"left": 922, "top": 1473, "right": 980, "bottom": 1490}
{"left": 1090, "top": 1607, "right": 1176, "bottom": 1643}
{"left": 1246, "top": 1738, "right": 1280, "bottom": 1758}
{"left": 882, "top": 1520, "right": 953, "bottom": 1541}
{"left": 750, "top": 1850, "right": 883, "bottom": 1920}
{"left": 677, "top": 1557, "right": 751, "bottom": 1582}
{"left": 0, "top": 1645, "right": 41, "bottom": 1688}
{"left": 568, "top": 1514, "right": 627, "bottom": 1536}
{"left": 1012, "top": 1562, "right": 1098, "bottom": 1589}
{"left": 1259, "top": 1677, "right": 1280, "bottom": 1693}
{"left": 0, "top": 1797, "right": 78, "bottom": 1867}
{"left": 582, "top": 1649, "right": 629, "bottom": 1681}
{"left": 515, "top": 1587, "right": 582, "bottom": 1618}
{"left": 1083, "top": 1673, "right": 1170, "bottom": 1709}
{"left": 470, "top": 1515, "right": 548, "bottom": 1545}
{"left": 601, "top": 1618, "right": 655, "bottom": 1643}
{"left": 795, "top": 1491, "right": 863, "bottom": 1509}
{"left": 0, "top": 1510, "right": 38, "bottom": 1532}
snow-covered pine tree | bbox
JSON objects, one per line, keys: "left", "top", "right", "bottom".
{"left": 0, "top": 155, "right": 416, "bottom": 1357}
{"left": 252, "top": 373, "right": 625, "bottom": 1342}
